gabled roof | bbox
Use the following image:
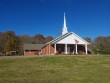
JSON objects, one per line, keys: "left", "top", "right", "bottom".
{"left": 46, "top": 32, "right": 90, "bottom": 45}
{"left": 23, "top": 44, "right": 45, "bottom": 50}
{"left": 70, "top": 32, "right": 90, "bottom": 44}
{"left": 46, "top": 32, "right": 72, "bottom": 44}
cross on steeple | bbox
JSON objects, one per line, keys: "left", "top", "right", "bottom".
{"left": 62, "top": 13, "right": 68, "bottom": 35}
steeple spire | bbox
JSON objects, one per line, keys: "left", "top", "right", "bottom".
{"left": 62, "top": 13, "right": 68, "bottom": 35}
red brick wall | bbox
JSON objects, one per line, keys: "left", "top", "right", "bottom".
{"left": 41, "top": 44, "right": 55, "bottom": 55}
{"left": 41, "top": 46, "right": 48, "bottom": 55}
{"left": 24, "top": 50, "right": 40, "bottom": 56}
{"left": 50, "top": 45, "right": 55, "bottom": 54}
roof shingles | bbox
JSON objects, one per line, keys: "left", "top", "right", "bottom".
{"left": 23, "top": 44, "right": 45, "bottom": 50}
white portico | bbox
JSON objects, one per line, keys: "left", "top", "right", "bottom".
{"left": 52, "top": 32, "right": 89, "bottom": 55}
{"left": 41, "top": 13, "right": 90, "bottom": 55}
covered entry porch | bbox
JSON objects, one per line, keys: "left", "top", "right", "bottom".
{"left": 41, "top": 32, "right": 89, "bottom": 55}
{"left": 54, "top": 44, "right": 88, "bottom": 55}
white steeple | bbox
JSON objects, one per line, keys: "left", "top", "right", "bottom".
{"left": 62, "top": 13, "right": 68, "bottom": 35}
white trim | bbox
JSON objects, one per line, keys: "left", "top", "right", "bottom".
{"left": 85, "top": 44, "right": 88, "bottom": 54}
{"left": 46, "top": 33, "right": 69, "bottom": 45}
{"left": 46, "top": 32, "right": 90, "bottom": 45}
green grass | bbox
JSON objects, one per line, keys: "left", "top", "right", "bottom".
{"left": 0, "top": 55, "right": 110, "bottom": 83}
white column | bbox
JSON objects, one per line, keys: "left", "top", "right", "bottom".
{"left": 75, "top": 44, "right": 78, "bottom": 54}
{"left": 85, "top": 44, "right": 88, "bottom": 54}
{"left": 54, "top": 44, "right": 56, "bottom": 54}
{"left": 65, "top": 44, "right": 67, "bottom": 54}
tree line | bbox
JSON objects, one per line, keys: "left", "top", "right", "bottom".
{"left": 0, "top": 31, "right": 53, "bottom": 55}
{"left": 0, "top": 31, "right": 110, "bottom": 55}
{"left": 84, "top": 36, "right": 110, "bottom": 54}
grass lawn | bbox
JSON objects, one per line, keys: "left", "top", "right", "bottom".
{"left": 0, "top": 55, "right": 110, "bottom": 83}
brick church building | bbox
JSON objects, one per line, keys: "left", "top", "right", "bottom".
{"left": 23, "top": 13, "right": 90, "bottom": 55}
